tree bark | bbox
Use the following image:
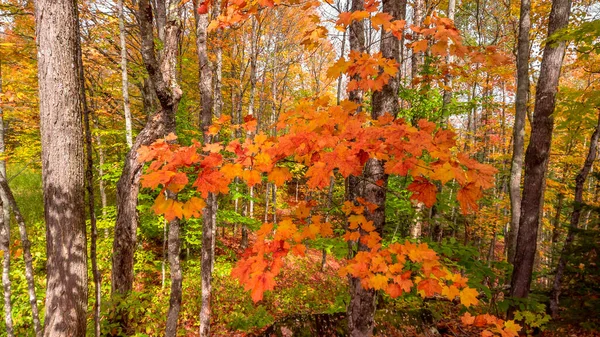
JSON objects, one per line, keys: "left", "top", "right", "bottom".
{"left": 35, "top": 0, "right": 88, "bottom": 335}
{"left": 507, "top": 0, "right": 531, "bottom": 265}
{"left": 111, "top": 0, "right": 182, "bottom": 333}
{"left": 508, "top": 0, "right": 572, "bottom": 318}
{"left": 165, "top": 217, "right": 182, "bottom": 336}
{"left": 550, "top": 109, "right": 600, "bottom": 317}
{"left": 119, "top": 0, "right": 133, "bottom": 148}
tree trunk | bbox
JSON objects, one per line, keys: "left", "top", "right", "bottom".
{"left": 76, "top": 16, "right": 102, "bottom": 337}
{"left": 411, "top": 0, "right": 424, "bottom": 82}
{"left": 550, "top": 109, "right": 600, "bottom": 317}
{"left": 34, "top": 0, "right": 88, "bottom": 335}
{"left": 0, "top": 172, "right": 41, "bottom": 336}
{"left": 551, "top": 193, "right": 564, "bottom": 245}
{"left": 118, "top": 0, "right": 133, "bottom": 148}
{"left": 0, "top": 54, "right": 14, "bottom": 337}
{"left": 508, "top": 0, "right": 572, "bottom": 318}
{"left": 111, "top": 0, "right": 182, "bottom": 333}
{"left": 507, "top": 0, "right": 531, "bottom": 265}
{"left": 194, "top": 2, "right": 218, "bottom": 335}
{"left": 347, "top": 0, "right": 403, "bottom": 334}
{"left": 165, "top": 217, "right": 182, "bottom": 336}
{"left": 441, "top": 0, "right": 456, "bottom": 120}
{"left": 0, "top": 201, "right": 12, "bottom": 337}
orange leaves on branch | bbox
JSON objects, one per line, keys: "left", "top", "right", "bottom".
{"left": 460, "top": 312, "right": 522, "bottom": 337}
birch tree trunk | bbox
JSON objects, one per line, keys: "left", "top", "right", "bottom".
{"left": 34, "top": 0, "right": 88, "bottom": 334}
{"left": 508, "top": 0, "right": 572, "bottom": 318}
{"left": 118, "top": 0, "right": 133, "bottom": 148}
{"left": 0, "top": 53, "right": 14, "bottom": 337}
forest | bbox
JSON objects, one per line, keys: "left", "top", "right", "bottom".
{"left": 0, "top": 0, "right": 598, "bottom": 335}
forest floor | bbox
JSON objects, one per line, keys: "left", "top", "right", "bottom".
{"left": 165, "top": 233, "right": 599, "bottom": 337}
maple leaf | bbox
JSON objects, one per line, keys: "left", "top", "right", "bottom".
{"left": 350, "top": 11, "right": 369, "bottom": 21}
{"left": 442, "top": 285, "right": 460, "bottom": 299}
{"left": 250, "top": 272, "right": 276, "bottom": 302}
{"left": 326, "top": 57, "right": 350, "bottom": 79}
{"left": 319, "top": 222, "right": 334, "bottom": 237}
{"left": 343, "top": 231, "right": 360, "bottom": 241}
{"left": 268, "top": 167, "right": 292, "bottom": 186}
{"left": 221, "top": 163, "right": 244, "bottom": 180}
{"left": 411, "top": 39, "right": 428, "bottom": 53}
{"left": 273, "top": 219, "right": 297, "bottom": 241}
{"left": 242, "top": 169, "right": 262, "bottom": 186}
{"left": 431, "top": 40, "right": 448, "bottom": 56}
{"left": 152, "top": 194, "right": 173, "bottom": 216}
{"left": 336, "top": 12, "right": 352, "bottom": 27}
{"left": 394, "top": 271, "right": 414, "bottom": 292}
{"left": 303, "top": 223, "right": 321, "bottom": 240}
{"left": 369, "top": 274, "right": 388, "bottom": 290}
{"left": 203, "top": 142, "right": 223, "bottom": 153}
{"left": 292, "top": 243, "right": 306, "bottom": 257}
{"left": 305, "top": 161, "right": 331, "bottom": 188}
{"left": 461, "top": 312, "right": 475, "bottom": 325}
{"left": 407, "top": 177, "right": 437, "bottom": 208}
{"left": 460, "top": 287, "right": 479, "bottom": 307}
{"left": 502, "top": 321, "right": 522, "bottom": 337}
{"left": 371, "top": 12, "right": 393, "bottom": 30}
{"left": 182, "top": 197, "right": 206, "bottom": 219}
{"left": 417, "top": 278, "right": 442, "bottom": 297}
{"left": 141, "top": 171, "right": 174, "bottom": 189}
{"left": 361, "top": 219, "right": 376, "bottom": 232}
{"left": 256, "top": 223, "right": 274, "bottom": 237}
{"left": 457, "top": 182, "right": 482, "bottom": 214}
{"left": 295, "top": 201, "right": 312, "bottom": 219}
{"left": 163, "top": 200, "right": 184, "bottom": 221}
{"left": 387, "top": 283, "right": 404, "bottom": 298}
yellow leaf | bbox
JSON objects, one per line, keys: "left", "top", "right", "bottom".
{"left": 460, "top": 287, "right": 479, "bottom": 307}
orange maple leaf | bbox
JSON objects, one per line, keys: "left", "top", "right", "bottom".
{"left": 407, "top": 177, "right": 437, "bottom": 208}
{"left": 417, "top": 278, "right": 442, "bottom": 297}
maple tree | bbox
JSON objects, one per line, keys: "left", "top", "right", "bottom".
{"left": 0, "top": 0, "right": 599, "bottom": 335}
